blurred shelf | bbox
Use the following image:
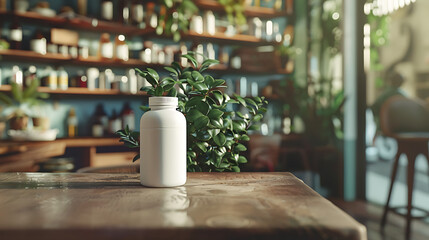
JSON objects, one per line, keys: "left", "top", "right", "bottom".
{"left": 0, "top": 49, "right": 71, "bottom": 63}
{"left": 56, "top": 137, "right": 123, "bottom": 147}
{"left": 0, "top": 85, "right": 145, "bottom": 97}
{"left": 183, "top": 31, "right": 279, "bottom": 46}
{"left": 0, "top": 10, "right": 153, "bottom": 35}
{"left": 194, "top": 0, "right": 292, "bottom": 18}
{"left": 0, "top": 49, "right": 291, "bottom": 75}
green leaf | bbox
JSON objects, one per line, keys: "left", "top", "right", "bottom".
{"left": 195, "top": 142, "right": 207, "bottom": 152}
{"left": 219, "top": 163, "right": 230, "bottom": 168}
{"left": 212, "top": 91, "right": 224, "bottom": 105}
{"left": 248, "top": 124, "right": 260, "bottom": 131}
{"left": 192, "top": 71, "right": 204, "bottom": 82}
{"left": 232, "top": 120, "right": 246, "bottom": 132}
{"left": 163, "top": 83, "right": 175, "bottom": 91}
{"left": 186, "top": 96, "right": 205, "bottom": 108}
{"left": 236, "top": 111, "right": 246, "bottom": 119}
{"left": 133, "top": 154, "right": 140, "bottom": 162}
{"left": 11, "top": 83, "right": 23, "bottom": 103}
{"left": 244, "top": 98, "right": 257, "bottom": 107}
{"left": 195, "top": 100, "right": 210, "bottom": 115}
{"left": 187, "top": 109, "right": 204, "bottom": 122}
{"left": 164, "top": 67, "right": 178, "bottom": 76}
{"left": 171, "top": 62, "right": 182, "bottom": 74}
{"left": 182, "top": 54, "right": 198, "bottom": 68}
{"left": 196, "top": 129, "right": 212, "bottom": 141}
{"left": 135, "top": 68, "right": 145, "bottom": 77}
{"left": 140, "top": 86, "right": 153, "bottom": 92}
{"left": 0, "top": 92, "right": 13, "bottom": 105}
{"left": 194, "top": 82, "right": 209, "bottom": 91}
{"left": 253, "top": 114, "right": 263, "bottom": 122}
{"left": 213, "top": 132, "right": 226, "bottom": 146}
{"left": 232, "top": 166, "right": 240, "bottom": 172}
{"left": 227, "top": 99, "right": 239, "bottom": 104}
{"left": 139, "top": 105, "right": 150, "bottom": 112}
{"left": 155, "top": 85, "right": 164, "bottom": 96}
{"left": 239, "top": 135, "right": 250, "bottom": 141}
{"left": 146, "top": 68, "right": 159, "bottom": 83}
{"left": 193, "top": 116, "right": 210, "bottom": 130}
{"left": 213, "top": 79, "right": 226, "bottom": 87}
{"left": 169, "top": 88, "right": 178, "bottom": 97}
{"left": 234, "top": 143, "right": 247, "bottom": 152}
{"left": 238, "top": 156, "right": 248, "bottom": 164}
{"left": 208, "top": 109, "right": 224, "bottom": 120}
{"left": 234, "top": 95, "right": 246, "bottom": 106}
{"left": 210, "top": 119, "right": 223, "bottom": 128}
{"left": 200, "top": 59, "right": 219, "bottom": 72}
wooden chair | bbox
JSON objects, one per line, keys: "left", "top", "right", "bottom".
{"left": 379, "top": 95, "right": 429, "bottom": 239}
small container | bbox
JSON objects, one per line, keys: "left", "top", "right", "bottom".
{"left": 140, "top": 97, "right": 186, "bottom": 187}
{"left": 30, "top": 30, "right": 47, "bottom": 55}
{"left": 57, "top": 67, "right": 68, "bottom": 90}
{"left": 99, "top": 33, "right": 113, "bottom": 59}
{"left": 101, "top": 0, "right": 114, "bottom": 21}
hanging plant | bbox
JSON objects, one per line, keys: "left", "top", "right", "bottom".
{"left": 117, "top": 53, "right": 267, "bottom": 172}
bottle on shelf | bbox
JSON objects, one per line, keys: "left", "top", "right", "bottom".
{"left": 100, "top": 0, "right": 114, "bottom": 21}
{"left": 131, "top": 0, "right": 144, "bottom": 27}
{"left": 86, "top": 68, "right": 99, "bottom": 91}
{"left": 10, "top": 65, "right": 23, "bottom": 86}
{"left": 8, "top": 21, "right": 23, "bottom": 50}
{"left": 57, "top": 67, "right": 68, "bottom": 90}
{"left": 23, "top": 65, "right": 37, "bottom": 87}
{"left": 99, "top": 33, "right": 113, "bottom": 59}
{"left": 99, "top": 69, "right": 114, "bottom": 90}
{"left": 108, "top": 110, "right": 122, "bottom": 135}
{"left": 92, "top": 103, "right": 108, "bottom": 137}
{"left": 42, "top": 66, "right": 57, "bottom": 90}
{"left": 121, "top": 102, "right": 135, "bottom": 131}
{"left": 59, "top": 45, "right": 69, "bottom": 56}
{"left": 115, "top": 35, "right": 129, "bottom": 61}
{"left": 146, "top": 2, "right": 158, "bottom": 28}
{"left": 126, "top": 69, "right": 138, "bottom": 94}
{"left": 203, "top": 11, "right": 216, "bottom": 35}
{"left": 67, "top": 108, "right": 78, "bottom": 137}
{"left": 30, "top": 30, "right": 47, "bottom": 55}
{"left": 119, "top": 0, "right": 130, "bottom": 25}
{"left": 13, "top": 0, "right": 29, "bottom": 13}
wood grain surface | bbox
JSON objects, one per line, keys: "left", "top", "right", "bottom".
{"left": 0, "top": 172, "right": 366, "bottom": 240}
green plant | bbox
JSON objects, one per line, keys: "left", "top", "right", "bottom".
{"left": 117, "top": 54, "right": 267, "bottom": 172}
{"left": 0, "top": 79, "right": 49, "bottom": 119}
{"left": 218, "top": 0, "right": 247, "bottom": 27}
{"left": 157, "top": 0, "right": 199, "bottom": 41}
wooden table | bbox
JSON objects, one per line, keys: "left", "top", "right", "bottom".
{"left": 0, "top": 172, "right": 367, "bottom": 240}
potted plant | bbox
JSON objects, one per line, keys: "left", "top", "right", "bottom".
{"left": 117, "top": 54, "right": 267, "bottom": 172}
{"left": 0, "top": 79, "right": 49, "bottom": 130}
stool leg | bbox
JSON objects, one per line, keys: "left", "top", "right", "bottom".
{"left": 381, "top": 151, "right": 401, "bottom": 229}
{"left": 405, "top": 154, "right": 416, "bottom": 240}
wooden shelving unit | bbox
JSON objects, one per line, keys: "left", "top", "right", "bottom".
{"left": 193, "top": 0, "right": 291, "bottom": 18}
{"left": 0, "top": 84, "right": 146, "bottom": 97}
{"left": 0, "top": 49, "right": 291, "bottom": 75}
{"left": 0, "top": 10, "right": 154, "bottom": 36}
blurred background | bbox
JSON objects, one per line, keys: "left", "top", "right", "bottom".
{"left": 0, "top": 0, "right": 428, "bottom": 238}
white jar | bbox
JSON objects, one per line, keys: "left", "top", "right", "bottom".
{"left": 140, "top": 97, "right": 186, "bottom": 187}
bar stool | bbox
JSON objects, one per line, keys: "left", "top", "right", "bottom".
{"left": 379, "top": 96, "right": 429, "bottom": 239}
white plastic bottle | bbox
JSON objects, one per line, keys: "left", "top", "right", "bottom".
{"left": 140, "top": 97, "right": 187, "bottom": 187}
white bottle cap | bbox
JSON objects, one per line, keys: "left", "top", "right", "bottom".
{"left": 149, "top": 97, "right": 178, "bottom": 106}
